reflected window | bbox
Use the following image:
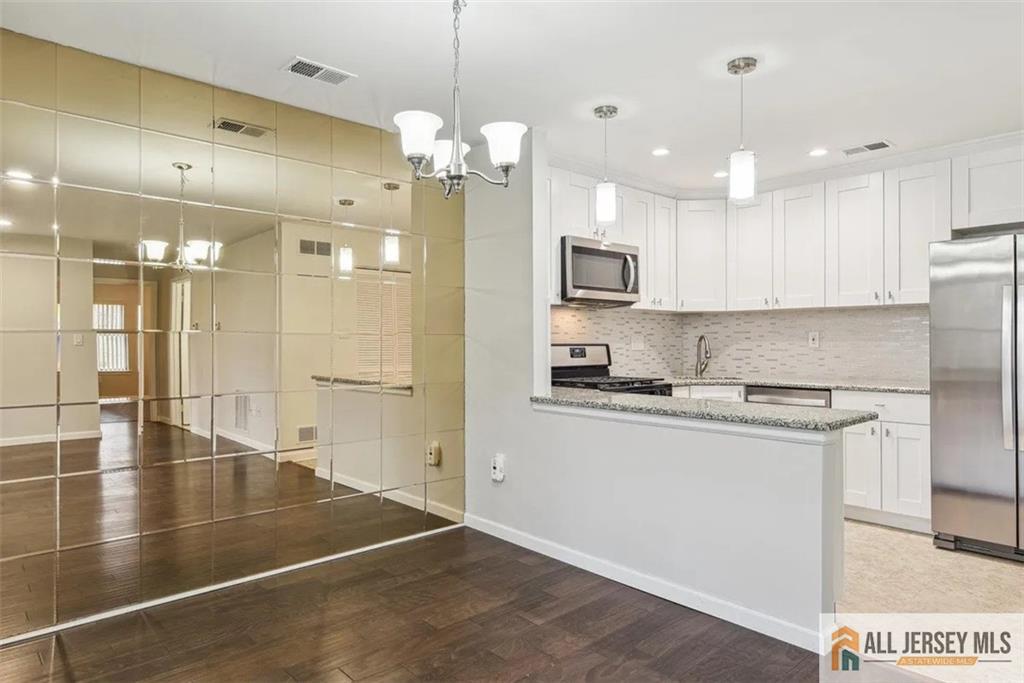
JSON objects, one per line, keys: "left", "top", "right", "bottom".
{"left": 93, "top": 303, "right": 129, "bottom": 372}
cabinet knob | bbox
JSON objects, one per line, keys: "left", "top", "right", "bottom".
{"left": 774, "top": 297, "right": 779, "bottom": 306}
{"left": 870, "top": 426, "right": 876, "bottom": 436}
{"left": 885, "top": 428, "right": 891, "bottom": 438}
{"left": 874, "top": 291, "right": 880, "bottom": 301}
{"left": 763, "top": 297, "right": 769, "bottom": 306}
{"left": 887, "top": 291, "right": 894, "bottom": 302}
{"left": 657, "top": 298, "right": 662, "bottom": 306}
{"left": 679, "top": 299, "right": 684, "bottom": 308}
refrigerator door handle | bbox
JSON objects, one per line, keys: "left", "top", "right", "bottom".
{"left": 1002, "top": 284, "right": 1014, "bottom": 450}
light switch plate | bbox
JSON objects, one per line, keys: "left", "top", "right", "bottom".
{"left": 808, "top": 331, "right": 820, "bottom": 348}
{"left": 630, "top": 335, "right": 645, "bottom": 351}
{"left": 73, "top": 333, "right": 84, "bottom": 347}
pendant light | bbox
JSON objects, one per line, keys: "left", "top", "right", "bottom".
{"left": 727, "top": 56, "right": 758, "bottom": 202}
{"left": 593, "top": 104, "right": 618, "bottom": 227}
{"left": 393, "top": 1, "right": 526, "bottom": 199}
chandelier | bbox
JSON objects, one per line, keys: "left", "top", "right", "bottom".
{"left": 393, "top": 0, "right": 526, "bottom": 198}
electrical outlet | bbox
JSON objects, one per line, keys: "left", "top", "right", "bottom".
{"left": 808, "top": 331, "right": 820, "bottom": 348}
{"left": 630, "top": 335, "right": 645, "bottom": 351}
{"left": 490, "top": 453, "right": 506, "bottom": 482}
{"left": 425, "top": 440, "right": 442, "bottom": 467}
{"left": 73, "top": 333, "right": 84, "bottom": 347}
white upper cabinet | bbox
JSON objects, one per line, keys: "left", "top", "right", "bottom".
{"left": 952, "top": 143, "right": 1024, "bottom": 229}
{"left": 563, "top": 171, "right": 596, "bottom": 238}
{"left": 677, "top": 199, "right": 727, "bottom": 311}
{"left": 643, "top": 196, "right": 676, "bottom": 310}
{"left": 826, "top": 172, "right": 884, "bottom": 307}
{"left": 727, "top": 192, "right": 774, "bottom": 311}
{"left": 772, "top": 183, "right": 825, "bottom": 309}
{"left": 883, "top": 161, "right": 951, "bottom": 304}
{"left": 621, "top": 187, "right": 653, "bottom": 306}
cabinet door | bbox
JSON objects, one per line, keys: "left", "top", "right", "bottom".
{"left": 884, "top": 161, "right": 951, "bottom": 304}
{"left": 622, "top": 187, "right": 653, "bottom": 307}
{"left": 566, "top": 172, "right": 597, "bottom": 238}
{"left": 677, "top": 199, "right": 727, "bottom": 311}
{"left": 772, "top": 183, "right": 825, "bottom": 309}
{"left": 647, "top": 196, "right": 676, "bottom": 310}
{"left": 952, "top": 144, "right": 1024, "bottom": 229}
{"left": 826, "top": 172, "right": 884, "bottom": 307}
{"left": 688, "top": 385, "right": 745, "bottom": 402}
{"left": 843, "top": 420, "right": 882, "bottom": 509}
{"left": 881, "top": 422, "right": 931, "bottom": 519}
{"left": 727, "top": 192, "right": 773, "bottom": 311}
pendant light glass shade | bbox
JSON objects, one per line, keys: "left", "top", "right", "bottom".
{"left": 479, "top": 122, "right": 527, "bottom": 167}
{"left": 595, "top": 181, "right": 617, "bottom": 225}
{"left": 728, "top": 149, "right": 757, "bottom": 201}
{"left": 140, "top": 239, "right": 168, "bottom": 262}
{"left": 393, "top": 111, "right": 443, "bottom": 159}
{"left": 337, "top": 246, "right": 354, "bottom": 274}
{"left": 432, "top": 139, "right": 472, "bottom": 176}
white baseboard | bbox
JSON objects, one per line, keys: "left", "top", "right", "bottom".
{"left": 0, "top": 430, "right": 102, "bottom": 447}
{"left": 316, "top": 468, "right": 464, "bottom": 524}
{"left": 844, "top": 505, "right": 931, "bottom": 534}
{"left": 464, "top": 513, "right": 820, "bottom": 653}
{"left": 214, "top": 426, "right": 275, "bottom": 455}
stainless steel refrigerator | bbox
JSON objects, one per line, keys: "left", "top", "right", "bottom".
{"left": 931, "top": 233, "right": 1024, "bottom": 560}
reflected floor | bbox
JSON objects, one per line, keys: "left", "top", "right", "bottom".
{"left": 1, "top": 494, "right": 454, "bottom": 639}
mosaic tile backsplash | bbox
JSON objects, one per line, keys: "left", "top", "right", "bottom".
{"left": 550, "top": 305, "right": 930, "bottom": 384}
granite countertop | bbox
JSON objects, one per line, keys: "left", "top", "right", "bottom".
{"left": 311, "top": 375, "right": 414, "bottom": 392}
{"left": 533, "top": 387, "right": 878, "bottom": 432}
{"left": 665, "top": 375, "right": 929, "bottom": 395}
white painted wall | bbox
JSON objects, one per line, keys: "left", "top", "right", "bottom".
{"left": 465, "top": 131, "right": 841, "bottom": 652}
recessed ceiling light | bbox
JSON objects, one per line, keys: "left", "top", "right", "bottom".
{"left": 713, "top": 170, "right": 729, "bottom": 179}
{"left": 0, "top": 218, "right": 12, "bottom": 227}
{"left": 651, "top": 147, "right": 670, "bottom": 157}
{"left": 5, "top": 169, "right": 33, "bottom": 180}
{"left": 808, "top": 148, "right": 828, "bottom": 157}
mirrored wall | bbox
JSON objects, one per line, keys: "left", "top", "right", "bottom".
{"left": 0, "top": 29, "right": 465, "bottom": 639}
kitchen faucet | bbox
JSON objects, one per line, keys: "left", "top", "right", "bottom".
{"left": 695, "top": 335, "right": 712, "bottom": 378}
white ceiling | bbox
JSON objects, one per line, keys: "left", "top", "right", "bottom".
{"left": 2, "top": 1, "right": 1021, "bottom": 191}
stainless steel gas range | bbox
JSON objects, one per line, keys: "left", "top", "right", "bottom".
{"left": 550, "top": 343, "right": 672, "bottom": 396}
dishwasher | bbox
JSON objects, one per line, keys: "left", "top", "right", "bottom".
{"left": 744, "top": 386, "right": 831, "bottom": 408}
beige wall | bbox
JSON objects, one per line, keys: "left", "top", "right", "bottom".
{"left": 0, "top": 29, "right": 464, "bottom": 519}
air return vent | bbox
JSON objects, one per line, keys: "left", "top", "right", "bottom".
{"left": 214, "top": 117, "right": 271, "bottom": 138}
{"left": 297, "top": 425, "right": 317, "bottom": 443}
{"left": 283, "top": 56, "right": 356, "bottom": 86}
{"left": 842, "top": 140, "right": 894, "bottom": 157}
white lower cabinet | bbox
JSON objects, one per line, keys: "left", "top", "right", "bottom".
{"left": 833, "top": 391, "right": 931, "bottom": 532}
{"left": 675, "top": 385, "right": 745, "bottom": 402}
{"left": 842, "top": 420, "right": 882, "bottom": 509}
{"left": 881, "top": 422, "right": 931, "bottom": 519}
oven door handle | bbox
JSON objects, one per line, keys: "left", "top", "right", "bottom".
{"left": 622, "top": 254, "right": 636, "bottom": 293}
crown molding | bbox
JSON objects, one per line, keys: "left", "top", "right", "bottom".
{"left": 551, "top": 130, "right": 1024, "bottom": 200}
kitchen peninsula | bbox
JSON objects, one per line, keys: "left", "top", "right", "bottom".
{"left": 529, "top": 385, "right": 875, "bottom": 651}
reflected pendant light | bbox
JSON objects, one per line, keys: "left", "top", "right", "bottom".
{"left": 393, "top": 0, "right": 527, "bottom": 199}
{"left": 593, "top": 104, "right": 618, "bottom": 228}
{"left": 727, "top": 56, "right": 758, "bottom": 202}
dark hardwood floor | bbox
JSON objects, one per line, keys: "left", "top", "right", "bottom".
{"left": 0, "top": 528, "right": 817, "bottom": 682}
{"left": 1, "top": 408, "right": 453, "bottom": 641}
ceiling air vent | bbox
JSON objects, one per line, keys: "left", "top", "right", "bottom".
{"left": 283, "top": 56, "right": 356, "bottom": 86}
{"left": 214, "top": 117, "right": 270, "bottom": 138}
{"left": 842, "top": 140, "right": 894, "bottom": 157}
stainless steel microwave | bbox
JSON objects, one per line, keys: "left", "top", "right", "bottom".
{"left": 560, "top": 236, "right": 640, "bottom": 308}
